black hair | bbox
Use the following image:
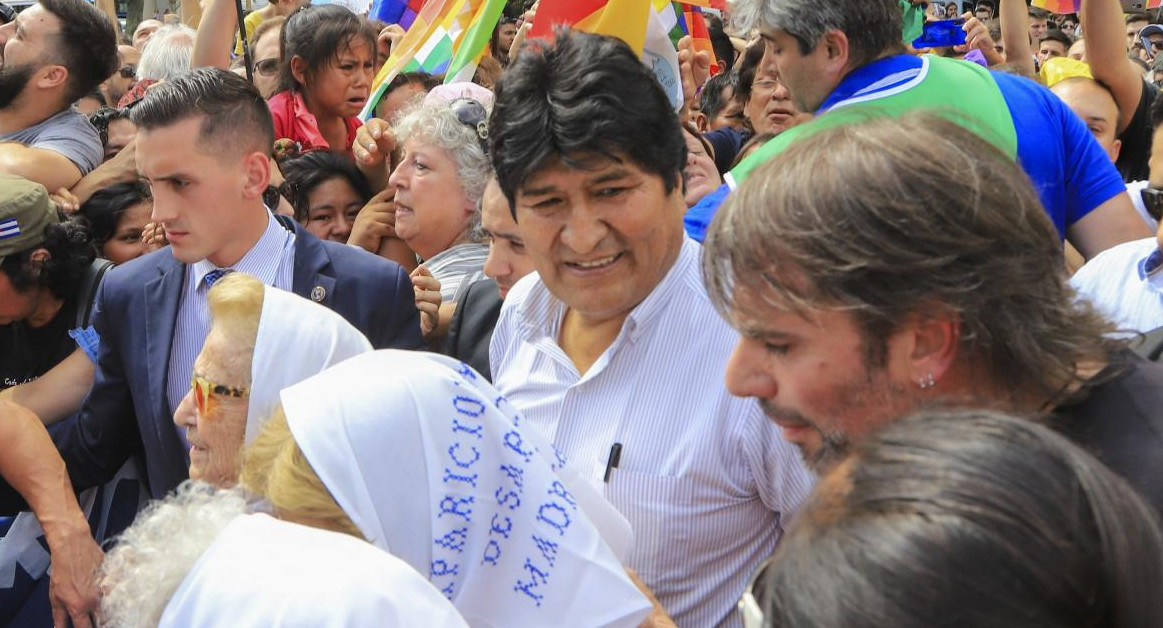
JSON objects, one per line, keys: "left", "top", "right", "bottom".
{"left": 1040, "top": 29, "right": 1074, "bottom": 50}
{"left": 384, "top": 71, "right": 442, "bottom": 98}
{"left": 697, "top": 71, "right": 740, "bottom": 125}
{"left": 1126, "top": 10, "right": 1149, "bottom": 25}
{"left": 706, "top": 14, "right": 736, "bottom": 72}
{"left": 734, "top": 41, "right": 767, "bottom": 104}
{"left": 130, "top": 67, "right": 275, "bottom": 157}
{"left": 278, "top": 151, "right": 372, "bottom": 222}
{"left": 88, "top": 106, "right": 132, "bottom": 148}
{"left": 489, "top": 29, "right": 686, "bottom": 214}
{"left": 39, "top": 0, "right": 119, "bottom": 106}
{"left": 0, "top": 215, "right": 95, "bottom": 300}
{"left": 764, "top": 409, "right": 1163, "bottom": 628}
{"left": 76, "top": 181, "right": 151, "bottom": 251}
{"left": 276, "top": 5, "right": 377, "bottom": 95}
{"left": 975, "top": 0, "right": 994, "bottom": 10}
{"left": 79, "top": 88, "right": 107, "bottom": 108}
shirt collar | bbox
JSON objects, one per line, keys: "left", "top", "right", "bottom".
{"left": 817, "top": 54, "right": 924, "bottom": 114}
{"left": 192, "top": 212, "right": 291, "bottom": 288}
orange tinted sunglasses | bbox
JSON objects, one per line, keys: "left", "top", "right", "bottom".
{"left": 190, "top": 374, "right": 248, "bottom": 415}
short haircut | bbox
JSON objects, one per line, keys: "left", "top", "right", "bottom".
{"left": 703, "top": 112, "right": 1119, "bottom": 400}
{"left": 392, "top": 97, "right": 491, "bottom": 238}
{"left": 1126, "top": 10, "right": 1149, "bottom": 25}
{"left": 1040, "top": 29, "right": 1074, "bottom": 49}
{"left": 384, "top": 71, "right": 442, "bottom": 98}
{"left": 697, "top": 71, "right": 741, "bottom": 125}
{"left": 136, "top": 24, "right": 195, "bottom": 81}
{"left": 249, "top": 14, "right": 285, "bottom": 50}
{"left": 1028, "top": 7, "right": 1051, "bottom": 20}
{"left": 0, "top": 214, "right": 94, "bottom": 300}
{"left": 130, "top": 67, "right": 275, "bottom": 158}
{"left": 975, "top": 1, "right": 994, "bottom": 11}
{"left": 279, "top": 151, "right": 373, "bottom": 223}
{"left": 734, "top": 41, "right": 767, "bottom": 104}
{"left": 276, "top": 5, "right": 377, "bottom": 95}
{"left": 706, "top": 14, "right": 736, "bottom": 72}
{"left": 489, "top": 29, "right": 685, "bottom": 212}
{"left": 729, "top": 0, "right": 902, "bottom": 70}
{"left": 77, "top": 180, "right": 151, "bottom": 250}
{"left": 39, "top": 0, "right": 119, "bottom": 105}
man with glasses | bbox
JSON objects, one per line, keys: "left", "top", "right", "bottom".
{"left": 0, "top": 0, "right": 117, "bottom": 191}
{"left": 100, "top": 44, "right": 140, "bottom": 108}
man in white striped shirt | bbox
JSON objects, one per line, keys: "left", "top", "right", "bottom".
{"left": 487, "top": 31, "right": 813, "bottom": 627}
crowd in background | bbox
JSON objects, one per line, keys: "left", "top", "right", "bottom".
{"left": 0, "top": 0, "right": 1162, "bottom": 626}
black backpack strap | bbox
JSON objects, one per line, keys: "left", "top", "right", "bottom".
{"left": 75, "top": 258, "right": 113, "bottom": 329}
{"left": 1131, "top": 326, "right": 1163, "bottom": 362}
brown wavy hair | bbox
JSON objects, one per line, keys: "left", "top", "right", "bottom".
{"left": 703, "top": 111, "right": 1122, "bottom": 406}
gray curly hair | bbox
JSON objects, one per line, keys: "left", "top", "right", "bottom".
{"left": 100, "top": 482, "right": 249, "bottom": 627}
{"left": 392, "top": 98, "right": 492, "bottom": 242}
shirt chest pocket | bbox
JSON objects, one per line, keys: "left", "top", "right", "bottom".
{"left": 603, "top": 468, "right": 700, "bottom": 577}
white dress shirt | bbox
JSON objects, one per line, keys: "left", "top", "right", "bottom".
{"left": 1071, "top": 237, "right": 1163, "bottom": 334}
{"left": 166, "top": 213, "right": 296, "bottom": 417}
{"left": 490, "top": 237, "right": 814, "bottom": 628}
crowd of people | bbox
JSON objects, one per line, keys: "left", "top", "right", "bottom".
{"left": 0, "top": 0, "right": 1162, "bottom": 626}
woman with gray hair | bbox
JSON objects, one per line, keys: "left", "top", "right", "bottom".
{"left": 388, "top": 83, "right": 492, "bottom": 326}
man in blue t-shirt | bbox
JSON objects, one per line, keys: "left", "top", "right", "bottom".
{"left": 688, "top": 0, "right": 1149, "bottom": 260}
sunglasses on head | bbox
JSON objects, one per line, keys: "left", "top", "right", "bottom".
{"left": 190, "top": 374, "right": 248, "bottom": 416}
{"left": 449, "top": 97, "right": 489, "bottom": 153}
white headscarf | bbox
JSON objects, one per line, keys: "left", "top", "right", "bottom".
{"left": 244, "top": 285, "right": 372, "bottom": 443}
{"left": 161, "top": 513, "right": 468, "bottom": 627}
{"left": 280, "top": 350, "right": 652, "bottom": 628}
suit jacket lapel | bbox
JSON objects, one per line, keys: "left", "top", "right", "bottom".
{"left": 288, "top": 219, "right": 337, "bottom": 307}
{"left": 143, "top": 257, "right": 185, "bottom": 444}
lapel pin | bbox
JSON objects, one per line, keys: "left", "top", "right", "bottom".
{"left": 310, "top": 286, "right": 326, "bottom": 302}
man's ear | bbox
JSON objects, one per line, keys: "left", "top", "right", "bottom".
{"left": 902, "top": 308, "right": 960, "bottom": 386}
{"left": 28, "top": 247, "right": 52, "bottom": 264}
{"left": 820, "top": 29, "right": 851, "bottom": 74}
{"left": 35, "top": 65, "right": 68, "bottom": 93}
{"left": 241, "top": 151, "right": 272, "bottom": 201}
{"left": 693, "top": 111, "right": 710, "bottom": 133}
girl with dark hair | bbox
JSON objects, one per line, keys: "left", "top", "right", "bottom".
{"left": 77, "top": 180, "right": 152, "bottom": 264}
{"left": 268, "top": 4, "right": 377, "bottom": 157}
{"left": 753, "top": 409, "right": 1163, "bottom": 628}
{"left": 279, "top": 151, "right": 372, "bottom": 243}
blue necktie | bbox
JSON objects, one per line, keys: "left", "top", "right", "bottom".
{"left": 203, "top": 268, "right": 234, "bottom": 288}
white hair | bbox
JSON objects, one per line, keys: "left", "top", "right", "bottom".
{"left": 100, "top": 482, "right": 249, "bottom": 628}
{"left": 393, "top": 98, "right": 492, "bottom": 241}
{"left": 136, "top": 25, "right": 197, "bottom": 81}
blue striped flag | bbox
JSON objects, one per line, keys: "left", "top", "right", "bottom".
{"left": 0, "top": 218, "right": 20, "bottom": 240}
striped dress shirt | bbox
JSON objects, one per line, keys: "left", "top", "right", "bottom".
{"left": 490, "top": 237, "right": 814, "bottom": 628}
{"left": 166, "top": 213, "right": 296, "bottom": 419}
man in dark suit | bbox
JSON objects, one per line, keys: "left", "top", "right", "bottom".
{"left": 443, "top": 179, "right": 535, "bottom": 380}
{"left": 42, "top": 68, "right": 421, "bottom": 500}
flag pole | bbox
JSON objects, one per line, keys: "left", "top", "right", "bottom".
{"left": 235, "top": 0, "right": 254, "bottom": 84}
